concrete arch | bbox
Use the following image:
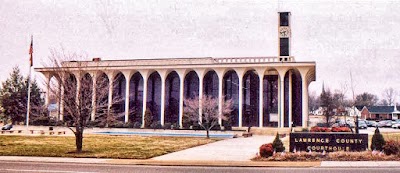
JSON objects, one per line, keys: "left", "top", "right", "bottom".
{"left": 146, "top": 71, "right": 162, "bottom": 125}
{"left": 223, "top": 70, "right": 239, "bottom": 127}
{"left": 128, "top": 72, "right": 144, "bottom": 124}
{"left": 164, "top": 71, "right": 180, "bottom": 125}
{"left": 242, "top": 69, "right": 259, "bottom": 127}
{"left": 203, "top": 70, "right": 219, "bottom": 98}
{"left": 184, "top": 70, "right": 200, "bottom": 99}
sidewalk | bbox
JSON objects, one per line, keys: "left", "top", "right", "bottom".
{"left": 153, "top": 135, "right": 273, "bottom": 161}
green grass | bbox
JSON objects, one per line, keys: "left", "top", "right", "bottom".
{"left": 0, "top": 135, "right": 219, "bottom": 159}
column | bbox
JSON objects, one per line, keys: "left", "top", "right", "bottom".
{"left": 302, "top": 77, "right": 309, "bottom": 128}
{"left": 288, "top": 71, "right": 293, "bottom": 128}
{"left": 218, "top": 74, "right": 223, "bottom": 126}
{"left": 76, "top": 76, "right": 81, "bottom": 107}
{"left": 107, "top": 77, "right": 113, "bottom": 115}
{"left": 280, "top": 78, "right": 284, "bottom": 128}
{"left": 198, "top": 76, "right": 204, "bottom": 123}
{"left": 160, "top": 77, "right": 166, "bottom": 126}
{"left": 277, "top": 77, "right": 281, "bottom": 128}
{"left": 59, "top": 84, "right": 64, "bottom": 121}
{"left": 91, "top": 75, "right": 97, "bottom": 121}
{"left": 258, "top": 74, "right": 264, "bottom": 127}
{"left": 238, "top": 76, "right": 243, "bottom": 127}
{"left": 178, "top": 75, "right": 184, "bottom": 128}
{"left": 124, "top": 76, "right": 130, "bottom": 123}
{"left": 44, "top": 75, "right": 51, "bottom": 108}
{"left": 142, "top": 77, "right": 148, "bottom": 128}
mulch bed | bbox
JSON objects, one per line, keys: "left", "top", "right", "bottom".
{"left": 253, "top": 151, "right": 400, "bottom": 161}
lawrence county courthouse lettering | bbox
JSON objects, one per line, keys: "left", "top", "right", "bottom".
{"left": 35, "top": 12, "right": 316, "bottom": 128}
{"left": 290, "top": 133, "right": 368, "bottom": 152}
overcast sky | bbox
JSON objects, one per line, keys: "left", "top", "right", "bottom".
{"left": 1, "top": 0, "right": 399, "bottom": 101}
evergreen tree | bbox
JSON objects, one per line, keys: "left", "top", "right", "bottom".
{"left": 272, "top": 133, "right": 285, "bottom": 152}
{"left": 320, "top": 85, "right": 334, "bottom": 127}
{"left": 0, "top": 67, "right": 44, "bottom": 124}
{"left": 371, "top": 127, "right": 385, "bottom": 151}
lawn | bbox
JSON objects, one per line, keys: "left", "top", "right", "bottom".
{"left": 0, "top": 135, "right": 219, "bottom": 159}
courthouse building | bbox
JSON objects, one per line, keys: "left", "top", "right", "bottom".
{"left": 36, "top": 12, "right": 316, "bottom": 128}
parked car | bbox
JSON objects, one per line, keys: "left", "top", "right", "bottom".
{"left": 391, "top": 120, "right": 400, "bottom": 129}
{"left": 392, "top": 123, "right": 400, "bottom": 129}
{"left": 333, "top": 120, "right": 355, "bottom": 128}
{"left": 366, "top": 120, "right": 377, "bottom": 127}
{"left": 1, "top": 124, "right": 12, "bottom": 130}
{"left": 358, "top": 121, "right": 368, "bottom": 129}
{"left": 378, "top": 120, "right": 393, "bottom": 128}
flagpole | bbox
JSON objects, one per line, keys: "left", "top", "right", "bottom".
{"left": 26, "top": 63, "right": 32, "bottom": 129}
{"left": 26, "top": 35, "right": 33, "bottom": 133}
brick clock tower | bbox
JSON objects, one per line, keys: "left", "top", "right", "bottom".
{"left": 278, "top": 12, "right": 291, "bottom": 61}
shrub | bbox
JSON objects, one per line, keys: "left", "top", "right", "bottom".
{"left": 310, "top": 126, "right": 331, "bottom": 132}
{"left": 211, "top": 124, "right": 221, "bottom": 130}
{"left": 171, "top": 123, "right": 178, "bottom": 129}
{"left": 371, "top": 127, "right": 385, "bottom": 151}
{"left": 259, "top": 143, "right": 274, "bottom": 158}
{"left": 133, "top": 121, "right": 142, "bottom": 128}
{"left": 331, "top": 126, "right": 351, "bottom": 132}
{"left": 150, "top": 121, "right": 162, "bottom": 129}
{"left": 163, "top": 123, "right": 172, "bottom": 129}
{"left": 123, "top": 122, "right": 134, "bottom": 128}
{"left": 272, "top": 133, "right": 285, "bottom": 152}
{"left": 144, "top": 109, "right": 153, "bottom": 128}
{"left": 383, "top": 140, "right": 400, "bottom": 155}
{"left": 190, "top": 123, "right": 201, "bottom": 130}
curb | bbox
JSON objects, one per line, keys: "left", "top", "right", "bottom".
{"left": 117, "top": 160, "right": 321, "bottom": 167}
{"left": 0, "top": 156, "right": 320, "bottom": 167}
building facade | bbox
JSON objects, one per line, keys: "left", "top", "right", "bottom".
{"left": 35, "top": 12, "right": 316, "bottom": 128}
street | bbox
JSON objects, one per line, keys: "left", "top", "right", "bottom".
{"left": 1, "top": 161, "right": 399, "bottom": 173}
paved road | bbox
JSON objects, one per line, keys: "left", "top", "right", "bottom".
{"left": 1, "top": 161, "right": 400, "bottom": 173}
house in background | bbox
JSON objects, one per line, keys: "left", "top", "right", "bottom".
{"left": 359, "top": 106, "right": 400, "bottom": 120}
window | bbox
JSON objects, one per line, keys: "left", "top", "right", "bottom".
{"left": 280, "top": 12, "right": 289, "bottom": 26}
{"left": 280, "top": 38, "right": 289, "bottom": 56}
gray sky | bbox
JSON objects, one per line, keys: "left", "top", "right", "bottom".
{"left": 1, "top": 0, "right": 399, "bottom": 101}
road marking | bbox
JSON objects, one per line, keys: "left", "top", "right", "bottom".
{"left": 2, "top": 169, "right": 99, "bottom": 173}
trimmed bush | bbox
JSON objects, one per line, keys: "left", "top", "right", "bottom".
{"left": 301, "top": 128, "right": 309, "bottom": 132}
{"left": 310, "top": 126, "right": 331, "bottom": 132}
{"left": 371, "top": 127, "right": 385, "bottom": 151}
{"left": 331, "top": 126, "right": 351, "bottom": 132}
{"left": 260, "top": 143, "right": 274, "bottom": 158}
{"left": 272, "top": 133, "right": 285, "bottom": 152}
{"left": 383, "top": 140, "right": 399, "bottom": 155}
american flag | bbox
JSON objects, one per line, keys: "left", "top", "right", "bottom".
{"left": 29, "top": 35, "right": 33, "bottom": 66}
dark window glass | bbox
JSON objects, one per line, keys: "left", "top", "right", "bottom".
{"left": 280, "top": 38, "right": 289, "bottom": 56}
{"left": 280, "top": 13, "right": 289, "bottom": 26}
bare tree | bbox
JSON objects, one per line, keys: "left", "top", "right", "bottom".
{"left": 382, "top": 87, "right": 397, "bottom": 106}
{"left": 184, "top": 94, "right": 233, "bottom": 138}
{"left": 320, "top": 87, "right": 334, "bottom": 127}
{"left": 45, "top": 49, "right": 125, "bottom": 152}
{"left": 308, "top": 91, "right": 319, "bottom": 112}
{"left": 349, "top": 70, "right": 358, "bottom": 134}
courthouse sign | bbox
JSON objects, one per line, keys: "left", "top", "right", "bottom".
{"left": 290, "top": 133, "right": 368, "bottom": 152}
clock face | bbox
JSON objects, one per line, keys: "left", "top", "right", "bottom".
{"left": 279, "top": 27, "right": 291, "bottom": 38}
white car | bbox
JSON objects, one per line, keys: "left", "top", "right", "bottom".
{"left": 392, "top": 123, "right": 400, "bottom": 129}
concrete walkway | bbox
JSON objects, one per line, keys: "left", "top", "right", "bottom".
{"left": 153, "top": 135, "right": 274, "bottom": 161}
